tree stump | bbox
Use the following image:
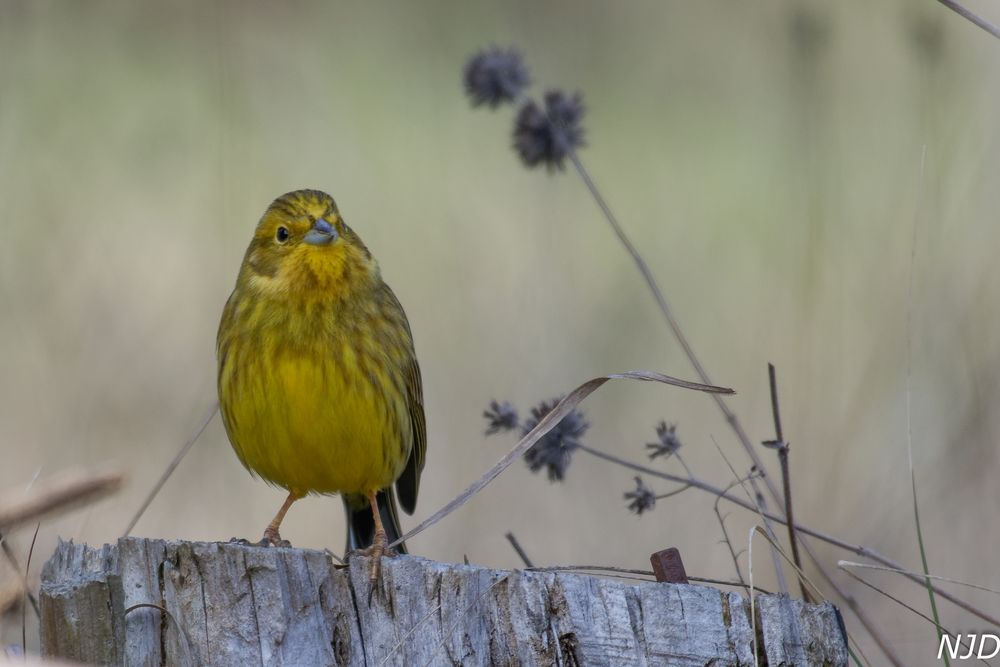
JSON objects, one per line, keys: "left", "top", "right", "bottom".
{"left": 39, "top": 538, "right": 848, "bottom": 666}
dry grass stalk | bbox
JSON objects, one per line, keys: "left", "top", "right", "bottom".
{"left": 0, "top": 466, "right": 123, "bottom": 533}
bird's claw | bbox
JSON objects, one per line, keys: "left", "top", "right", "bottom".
{"left": 347, "top": 532, "right": 392, "bottom": 605}
{"left": 258, "top": 528, "right": 292, "bottom": 548}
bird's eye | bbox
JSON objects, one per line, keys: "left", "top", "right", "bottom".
{"left": 275, "top": 226, "right": 290, "bottom": 244}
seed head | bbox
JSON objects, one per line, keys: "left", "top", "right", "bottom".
{"left": 646, "top": 421, "right": 682, "bottom": 460}
{"left": 625, "top": 477, "right": 656, "bottom": 515}
{"left": 513, "top": 90, "right": 586, "bottom": 170}
{"left": 521, "top": 398, "right": 589, "bottom": 482}
{"left": 483, "top": 400, "right": 520, "bottom": 435}
{"left": 464, "top": 47, "right": 531, "bottom": 109}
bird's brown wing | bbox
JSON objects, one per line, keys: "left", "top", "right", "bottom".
{"left": 395, "top": 356, "right": 425, "bottom": 514}
{"left": 384, "top": 284, "right": 426, "bottom": 515}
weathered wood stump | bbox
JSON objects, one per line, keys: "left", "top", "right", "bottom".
{"left": 39, "top": 538, "right": 848, "bottom": 666}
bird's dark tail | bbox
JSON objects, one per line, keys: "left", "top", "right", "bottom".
{"left": 342, "top": 487, "right": 408, "bottom": 555}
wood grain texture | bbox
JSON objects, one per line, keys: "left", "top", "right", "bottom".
{"left": 40, "top": 538, "right": 848, "bottom": 666}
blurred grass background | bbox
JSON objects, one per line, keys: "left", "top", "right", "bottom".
{"left": 3, "top": 0, "right": 1000, "bottom": 661}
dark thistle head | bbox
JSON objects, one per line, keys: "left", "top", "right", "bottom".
{"left": 625, "top": 477, "right": 656, "bottom": 515}
{"left": 521, "top": 398, "right": 589, "bottom": 482}
{"left": 513, "top": 90, "right": 586, "bottom": 171}
{"left": 646, "top": 421, "right": 682, "bottom": 460}
{"left": 483, "top": 400, "right": 519, "bottom": 435}
{"left": 464, "top": 47, "right": 531, "bottom": 108}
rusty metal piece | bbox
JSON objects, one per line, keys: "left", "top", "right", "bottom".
{"left": 650, "top": 548, "right": 688, "bottom": 584}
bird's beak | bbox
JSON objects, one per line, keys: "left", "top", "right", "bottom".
{"left": 303, "top": 218, "right": 339, "bottom": 246}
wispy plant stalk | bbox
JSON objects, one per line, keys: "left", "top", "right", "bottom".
{"left": 907, "top": 146, "right": 946, "bottom": 663}
{"left": 763, "top": 363, "right": 808, "bottom": 601}
{"left": 571, "top": 442, "right": 998, "bottom": 628}
{"left": 935, "top": 0, "right": 1000, "bottom": 39}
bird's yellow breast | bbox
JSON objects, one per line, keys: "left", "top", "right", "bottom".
{"left": 218, "top": 303, "right": 412, "bottom": 498}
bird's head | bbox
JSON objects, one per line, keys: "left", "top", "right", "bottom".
{"left": 238, "top": 189, "right": 379, "bottom": 299}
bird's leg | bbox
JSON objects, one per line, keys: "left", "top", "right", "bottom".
{"left": 367, "top": 490, "right": 388, "bottom": 586}
{"left": 356, "top": 490, "right": 389, "bottom": 591}
{"left": 261, "top": 491, "right": 300, "bottom": 547}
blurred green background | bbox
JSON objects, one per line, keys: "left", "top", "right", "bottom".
{"left": 3, "top": 0, "right": 1000, "bottom": 661}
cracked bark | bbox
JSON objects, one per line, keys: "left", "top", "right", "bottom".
{"left": 39, "top": 538, "right": 848, "bottom": 666}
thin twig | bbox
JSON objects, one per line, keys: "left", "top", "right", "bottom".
{"left": 767, "top": 364, "right": 785, "bottom": 443}
{"left": 123, "top": 403, "right": 218, "bottom": 536}
{"left": 688, "top": 575, "right": 772, "bottom": 594}
{"left": 575, "top": 443, "right": 1000, "bottom": 628}
{"left": 839, "top": 560, "right": 1000, "bottom": 595}
{"left": 0, "top": 466, "right": 123, "bottom": 532}
{"left": 505, "top": 531, "right": 534, "bottom": 568}
{"left": 0, "top": 535, "right": 39, "bottom": 619}
{"left": 527, "top": 564, "right": 653, "bottom": 576}
{"left": 672, "top": 451, "right": 695, "bottom": 479}
{"left": 906, "top": 145, "right": 946, "bottom": 659}
{"left": 22, "top": 522, "right": 39, "bottom": 654}
{"left": 526, "top": 565, "right": 767, "bottom": 593}
{"left": 936, "top": 0, "right": 1000, "bottom": 40}
{"left": 654, "top": 483, "right": 692, "bottom": 501}
{"left": 838, "top": 566, "right": 992, "bottom": 667}
{"left": 713, "top": 477, "right": 752, "bottom": 587}
{"left": 711, "top": 437, "right": 788, "bottom": 595}
{"left": 765, "top": 363, "right": 809, "bottom": 601}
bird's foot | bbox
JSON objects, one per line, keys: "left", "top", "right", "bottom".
{"left": 261, "top": 529, "right": 292, "bottom": 548}
{"left": 349, "top": 530, "right": 393, "bottom": 604}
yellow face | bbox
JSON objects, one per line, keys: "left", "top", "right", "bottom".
{"left": 239, "top": 189, "right": 378, "bottom": 298}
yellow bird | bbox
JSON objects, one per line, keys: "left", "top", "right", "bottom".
{"left": 216, "top": 189, "right": 426, "bottom": 579}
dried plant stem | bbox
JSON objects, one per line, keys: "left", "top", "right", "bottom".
{"left": 576, "top": 443, "right": 1000, "bottom": 629}
{"left": 906, "top": 145, "right": 947, "bottom": 662}
{"left": 527, "top": 565, "right": 764, "bottom": 592}
{"left": 0, "top": 466, "right": 123, "bottom": 532}
{"left": 936, "top": 0, "right": 1000, "bottom": 39}
{"left": 0, "top": 465, "right": 121, "bottom": 622}
{"left": 655, "top": 483, "right": 692, "bottom": 501}
{"left": 840, "top": 560, "right": 1000, "bottom": 595}
{"left": 711, "top": 438, "right": 789, "bottom": 595}
{"left": 841, "top": 595, "right": 903, "bottom": 667}
{"left": 766, "top": 363, "right": 808, "bottom": 601}
{"left": 504, "top": 531, "right": 535, "bottom": 568}
{"left": 837, "top": 567, "right": 988, "bottom": 667}
{"left": 713, "top": 478, "right": 749, "bottom": 587}
{"left": 0, "top": 535, "right": 38, "bottom": 619}
{"left": 123, "top": 402, "right": 218, "bottom": 536}
{"left": 22, "top": 522, "right": 40, "bottom": 654}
